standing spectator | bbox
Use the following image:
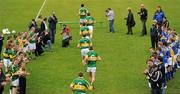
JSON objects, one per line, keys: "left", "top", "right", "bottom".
{"left": 150, "top": 21, "right": 158, "bottom": 49}
{"left": 153, "top": 6, "right": 166, "bottom": 26}
{"left": 106, "top": 8, "right": 115, "bottom": 33}
{"left": 48, "top": 12, "right": 58, "bottom": 44}
{"left": 79, "top": 4, "right": 88, "bottom": 26}
{"left": 61, "top": 24, "right": 71, "bottom": 47}
{"left": 138, "top": 4, "right": 148, "bottom": 36}
{"left": 40, "top": 18, "right": 48, "bottom": 36}
{"left": 0, "top": 34, "right": 4, "bottom": 59}
{"left": 125, "top": 7, "right": 135, "bottom": 35}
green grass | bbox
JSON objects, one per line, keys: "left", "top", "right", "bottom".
{"left": 0, "top": 0, "right": 180, "bottom": 94}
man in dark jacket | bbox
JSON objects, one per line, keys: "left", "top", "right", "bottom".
{"left": 150, "top": 21, "right": 159, "bottom": 49}
{"left": 0, "top": 34, "right": 4, "bottom": 59}
{"left": 138, "top": 4, "right": 148, "bottom": 36}
{"left": 126, "top": 7, "right": 135, "bottom": 35}
{"left": 48, "top": 12, "right": 58, "bottom": 44}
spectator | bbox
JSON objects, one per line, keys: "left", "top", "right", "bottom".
{"left": 0, "top": 63, "right": 7, "bottom": 94}
{"left": 0, "top": 34, "right": 4, "bottom": 59}
{"left": 125, "top": 7, "right": 135, "bottom": 35}
{"left": 153, "top": 6, "right": 166, "bottom": 26}
{"left": 48, "top": 12, "right": 58, "bottom": 44}
{"left": 61, "top": 24, "right": 71, "bottom": 47}
{"left": 106, "top": 8, "right": 115, "bottom": 33}
{"left": 138, "top": 4, "right": 148, "bottom": 36}
{"left": 150, "top": 21, "right": 159, "bottom": 49}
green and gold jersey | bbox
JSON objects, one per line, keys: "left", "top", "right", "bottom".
{"left": 85, "top": 16, "right": 95, "bottom": 26}
{"left": 87, "top": 50, "right": 98, "bottom": 67}
{"left": 3, "top": 49, "right": 13, "bottom": 59}
{"left": 10, "top": 64, "right": 19, "bottom": 81}
{"left": 79, "top": 38, "right": 91, "bottom": 49}
{"left": 79, "top": 7, "right": 88, "bottom": 19}
{"left": 80, "top": 26, "right": 90, "bottom": 36}
{"left": 70, "top": 77, "right": 90, "bottom": 94}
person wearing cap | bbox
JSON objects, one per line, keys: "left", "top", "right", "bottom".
{"left": 84, "top": 46, "right": 101, "bottom": 88}
{"left": 153, "top": 6, "right": 166, "bottom": 26}
{"left": 125, "top": 7, "right": 135, "bottom": 35}
{"left": 79, "top": 4, "right": 88, "bottom": 26}
{"left": 106, "top": 8, "right": 115, "bottom": 33}
{"left": 150, "top": 20, "right": 158, "bottom": 49}
{"left": 138, "top": 4, "right": 148, "bottom": 36}
{"left": 70, "top": 72, "right": 92, "bottom": 94}
{"left": 48, "top": 12, "right": 58, "bottom": 44}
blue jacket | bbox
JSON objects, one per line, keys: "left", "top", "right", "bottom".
{"left": 153, "top": 11, "right": 165, "bottom": 23}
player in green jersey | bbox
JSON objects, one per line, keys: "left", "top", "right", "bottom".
{"left": 79, "top": 4, "right": 88, "bottom": 26}
{"left": 85, "top": 13, "right": 95, "bottom": 39}
{"left": 77, "top": 35, "right": 92, "bottom": 65}
{"left": 84, "top": 46, "right": 101, "bottom": 88}
{"left": 70, "top": 72, "right": 92, "bottom": 94}
{"left": 80, "top": 23, "right": 90, "bottom": 39}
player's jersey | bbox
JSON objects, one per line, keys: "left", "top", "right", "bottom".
{"left": 79, "top": 38, "right": 91, "bottom": 49}
{"left": 80, "top": 26, "right": 90, "bottom": 37}
{"left": 85, "top": 16, "right": 95, "bottom": 26}
{"left": 87, "top": 50, "right": 98, "bottom": 67}
{"left": 70, "top": 77, "right": 90, "bottom": 94}
{"left": 3, "top": 49, "right": 14, "bottom": 59}
{"left": 79, "top": 7, "right": 88, "bottom": 19}
{"left": 10, "top": 64, "right": 19, "bottom": 81}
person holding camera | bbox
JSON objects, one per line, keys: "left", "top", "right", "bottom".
{"left": 138, "top": 4, "right": 148, "bottom": 36}
{"left": 61, "top": 24, "right": 71, "bottom": 47}
{"left": 144, "top": 59, "right": 163, "bottom": 94}
{"left": 106, "top": 8, "right": 115, "bottom": 33}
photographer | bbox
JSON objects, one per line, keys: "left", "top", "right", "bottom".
{"left": 144, "top": 59, "right": 163, "bottom": 94}
{"left": 125, "top": 7, "right": 135, "bottom": 35}
{"left": 61, "top": 24, "right": 71, "bottom": 47}
{"left": 138, "top": 4, "right": 148, "bottom": 36}
{"left": 106, "top": 8, "right": 115, "bottom": 33}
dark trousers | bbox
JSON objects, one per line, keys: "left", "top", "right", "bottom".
{"left": 19, "top": 76, "right": 26, "bottom": 94}
{"left": 141, "top": 19, "right": 147, "bottom": 35}
{"left": 127, "top": 25, "right": 133, "bottom": 34}
{"left": 49, "top": 28, "right": 56, "bottom": 44}
{"left": 109, "top": 20, "right": 114, "bottom": 32}
{"left": 0, "top": 45, "right": 2, "bottom": 58}
{"left": 0, "top": 87, "right": 4, "bottom": 94}
{"left": 151, "top": 88, "right": 162, "bottom": 94}
{"left": 62, "top": 38, "right": 70, "bottom": 47}
{"left": 150, "top": 36, "right": 158, "bottom": 49}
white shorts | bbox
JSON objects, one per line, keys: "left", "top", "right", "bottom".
{"left": 87, "top": 67, "right": 96, "bottom": 73}
{"left": 3, "top": 58, "right": 12, "bottom": 68}
{"left": 81, "top": 48, "right": 89, "bottom": 56}
{"left": 23, "top": 46, "right": 29, "bottom": 52}
{"left": 29, "top": 43, "right": 36, "bottom": 50}
{"left": 80, "top": 19, "right": 85, "bottom": 24}
{"left": 87, "top": 26, "right": 93, "bottom": 31}
{"left": 11, "top": 78, "right": 19, "bottom": 87}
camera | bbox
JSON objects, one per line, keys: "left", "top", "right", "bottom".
{"left": 137, "top": 12, "right": 141, "bottom": 14}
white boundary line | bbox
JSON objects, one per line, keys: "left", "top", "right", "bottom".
{"left": 35, "top": 0, "right": 47, "bottom": 20}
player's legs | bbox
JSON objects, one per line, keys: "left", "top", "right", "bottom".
{"left": 88, "top": 26, "right": 93, "bottom": 39}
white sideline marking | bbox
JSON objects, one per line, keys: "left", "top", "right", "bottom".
{"left": 35, "top": 0, "right": 47, "bottom": 20}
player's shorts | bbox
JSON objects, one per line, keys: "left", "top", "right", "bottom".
{"left": 11, "top": 78, "right": 19, "bottom": 87}
{"left": 81, "top": 48, "right": 89, "bottom": 56}
{"left": 23, "top": 46, "right": 29, "bottom": 52}
{"left": 29, "top": 43, "right": 36, "bottom": 50}
{"left": 80, "top": 19, "right": 86, "bottom": 24}
{"left": 3, "top": 58, "right": 12, "bottom": 68}
{"left": 87, "top": 67, "right": 96, "bottom": 73}
{"left": 87, "top": 26, "right": 93, "bottom": 31}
